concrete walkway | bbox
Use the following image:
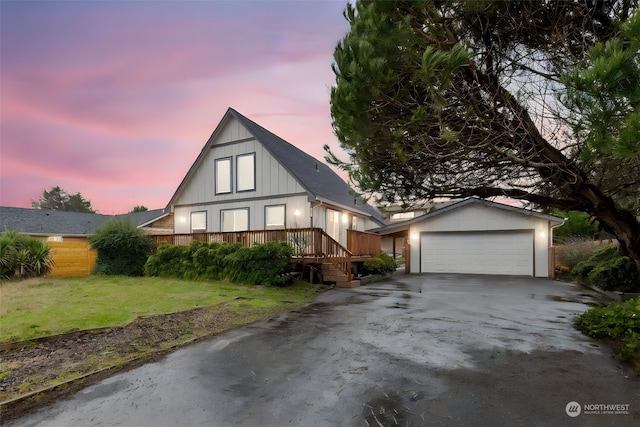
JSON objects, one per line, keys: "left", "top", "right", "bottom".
{"left": 6, "top": 274, "right": 639, "bottom": 426}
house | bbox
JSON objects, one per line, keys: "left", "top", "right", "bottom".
{"left": 372, "top": 198, "right": 564, "bottom": 278}
{"left": 151, "top": 108, "right": 386, "bottom": 286}
{"left": 0, "top": 207, "right": 165, "bottom": 241}
{"left": 0, "top": 207, "right": 165, "bottom": 277}
{"left": 162, "top": 108, "right": 384, "bottom": 242}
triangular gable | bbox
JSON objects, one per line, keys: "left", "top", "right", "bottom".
{"left": 165, "top": 108, "right": 384, "bottom": 223}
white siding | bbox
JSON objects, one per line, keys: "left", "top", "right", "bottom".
{"left": 408, "top": 204, "right": 553, "bottom": 277}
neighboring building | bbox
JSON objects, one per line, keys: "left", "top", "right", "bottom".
{"left": 0, "top": 207, "right": 165, "bottom": 277}
{"left": 373, "top": 198, "right": 564, "bottom": 278}
{"left": 163, "top": 108, "right": 384, "bottom": 247}
{"left": 0, "top": 207, "right": 165, "bottom": 241}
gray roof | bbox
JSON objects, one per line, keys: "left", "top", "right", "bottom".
{"left": 0, "top": 207, "right": 165, "bottom": 236}
{"left": 167, "top": 108, "right": 384, "bottom": 224}
{"left": 371, "top": 197, "right": 564, "bottom": 234}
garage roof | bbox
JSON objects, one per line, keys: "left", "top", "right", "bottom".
{"left": 371, "top": 198, "right": 564, "bottom": 235}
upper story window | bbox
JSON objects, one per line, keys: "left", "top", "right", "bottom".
{"left": 391, "top": 212, "right": 415, "bottom": 221}
{"left": 215, "top": 157, "right": 232, "bottom": 194}
{"left": 236, "top": 153, "right": 256, "bottom": 192}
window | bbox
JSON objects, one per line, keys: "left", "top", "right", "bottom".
{"left": 221, "top": 208, "right": 249, "bottom": 232}
{"left": 236, "top": 153, "right": 255, "bottom": 192}
{"left": 191, "top": 211, "right": 207, "bottom": 232}
{"left": 326, "top": 209, "right": 340, "bottom": 241}
{"left": 215, "top": 157, "right": 232, "bottom": 194}
{"left": 265, "top": 205, "right": 285, "bottom": 228}
{"left": 391, "top": 212, "right": 415, "bottom": 221}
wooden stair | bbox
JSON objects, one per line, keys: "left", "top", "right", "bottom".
{"left": 321, "top": 263, "right": 360, "bottom": 288}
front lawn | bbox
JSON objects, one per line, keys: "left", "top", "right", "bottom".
{"left": 0, "top": 276, "right": 320, "bottom": 342}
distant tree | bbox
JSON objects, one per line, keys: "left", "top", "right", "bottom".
{"left": 131, "top": 205, "right": 148, "bottom": 212}
{"left": 553, "top": 211, "right": 599, "bottom": 243}
{"left": 32, "top": 186, "right": 95, "bottom": 213}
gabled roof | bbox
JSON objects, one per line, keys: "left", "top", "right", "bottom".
{"left": 166, "top": 108, "right": 384, "bottom": 224}
{"left": 371, "top": 197, "right": 564, "bottom": 234}
{"left": 0, "top": 207, "right": 165, "bottom": 237}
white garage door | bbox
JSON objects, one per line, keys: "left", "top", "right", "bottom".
{"left": 420, "top": 231, "right": 534, "bottom": 276}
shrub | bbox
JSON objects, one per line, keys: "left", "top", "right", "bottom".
{"left": 572, "top": 244, "right": 640, "bottom": 292}
{"left": 0, "top": 230, "right": 54, "bottom": 279}
{"left": 554, "top": 238, "right": 596, "bottom": 271}
{"left": 363, "top": 252, "right": 397, "bottom": 275}
{"left": 89, "top": 219, "right": 154, "bottom": 276}
{"left": 225, "top": 242, "right": 293, "bottom": 286}
{"left": 577, "top": 297, "right": 640, "bottom": 363}
{"left": 145, "top": 241, "right": 291, "bottom": 286}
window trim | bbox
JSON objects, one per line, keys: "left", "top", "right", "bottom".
{"left": 215, "top": 157, "right": 233, "bottom": 195}
{"left": 220, "top": 208, "right": 250, "bottom": 232}
{"left": 264, "top": 204, "right": 286, "bottom": 229}
{"left": 236, "top": 152, "right": 256, "bottom": 193}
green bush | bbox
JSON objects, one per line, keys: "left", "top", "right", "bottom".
{"left": 363, "top": 252, "right": 397, "bottom": 275}
{"left": 572, "top": 244, "right": 640, "bottom": 292}
{"left": 89, "top": 220, "right": 154, "bottom": 276}
{"left": 577, "top": 297, "right": 640, "bottom": 362}
{"left": 0, "top": 230, "right": 54, "bottom": 279}
{"left": 225, "top": 242, "right": 293, "bottom": 286}
{"left": 145, "top": 241, "right": 291, "bottom": 286}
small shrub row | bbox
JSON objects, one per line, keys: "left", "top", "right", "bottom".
{"left": 571, "top": 244, "right": 640, "bottom": 293}
{"left": 144, "top": 241, "right": 293, "bottom": 286}
{"left": 577, "top": 297, "right": 640, "bottom": 366}
{"left": 0, "top": 230, "right": 54, "bottom": 279}
{"left": 363, "top": 252, "right": 397, "bottom": 275}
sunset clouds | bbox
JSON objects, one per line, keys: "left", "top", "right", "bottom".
{"left": 1, "top": 0, "right": 350, "bottom": 213}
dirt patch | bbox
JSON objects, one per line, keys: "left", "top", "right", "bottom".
{"left": 0, "top": 304, "right": 244, "bottom": 418}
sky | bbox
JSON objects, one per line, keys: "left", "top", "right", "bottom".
{"left": 0, "top": 0, "right": 352, "bottom": 214}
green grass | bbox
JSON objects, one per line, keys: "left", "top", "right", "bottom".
{"left": 0, "top": 276, "right": 320, "bottom": 342}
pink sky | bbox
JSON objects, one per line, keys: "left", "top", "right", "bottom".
{"left": 0, "top": 0, "right": 351, "bottom": 214}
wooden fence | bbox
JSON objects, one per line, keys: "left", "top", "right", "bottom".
{"left": 47, "top": 241, "right": 97, "bottom": 277}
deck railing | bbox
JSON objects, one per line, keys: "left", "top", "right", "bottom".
{"left": 151, "top": 228, "right": 361, "bottom": 281}
{"left": 347, "top": 229, "right": 381, "bottom": 257}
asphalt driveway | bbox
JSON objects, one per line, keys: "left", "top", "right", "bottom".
{"left": 6, "top": 274, "right": 640, "bottom": 426}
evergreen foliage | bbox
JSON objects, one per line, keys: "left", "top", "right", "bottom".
{"left": 31, "top": 186, "right": 95, "bottom": 213}
{"left": 329, "top": 1, "right": 640, "bottom": 289}
{"left": 89, "top": 220, "right": 154, "bottom": 276}
{"left": 145, "top": 241, "right": 293, "bottom": 286}
{"left": 363, "top": 252, "right": 397, "bottom": 275}
{"left": 572, "top": 244, "right": 640, "bottom": 292}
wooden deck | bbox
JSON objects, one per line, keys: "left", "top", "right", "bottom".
{"left": 150, "top": 228, "right": 381, "bottom": 286}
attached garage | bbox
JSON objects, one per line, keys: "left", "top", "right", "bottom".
{"left": 374, "top": 198, "right": 564, "bottom": 278}
{"left": 420, "top": 230, "right": 534, "bottom": 276}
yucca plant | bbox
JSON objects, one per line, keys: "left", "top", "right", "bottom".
{"left": 0, "top": 230, "right": 54, "bottom": 280}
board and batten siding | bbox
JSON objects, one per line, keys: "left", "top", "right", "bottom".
{"left": 174, "top": 195, "right": 311, "bottom": 233}
{"left": 408, "top": 203, "right": 554, "bottom": 277}
{"left": 173, "top": 116, "right": 311, "bottom": 233}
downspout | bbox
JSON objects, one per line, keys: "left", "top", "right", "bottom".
{"left": 311, "top": 199, "right": 324, "bottom": 228}
{"left": 549, "top": 218, "right": 566, "bottom": 278}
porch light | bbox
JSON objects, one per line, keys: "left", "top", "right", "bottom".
{"left": 342, "top": 213, "right": 349, "bottom": 223}
{"left": 539, "top": 231, "right": 546, "bottom": 238}
{"left": 178, "top": 216, "right": 187, "bottom": 223}
{"left": 410, "top": 233, "right": 418, "bottom": 240}
{"left": 294, "top": 209, "right": 301, "bottom": 216}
